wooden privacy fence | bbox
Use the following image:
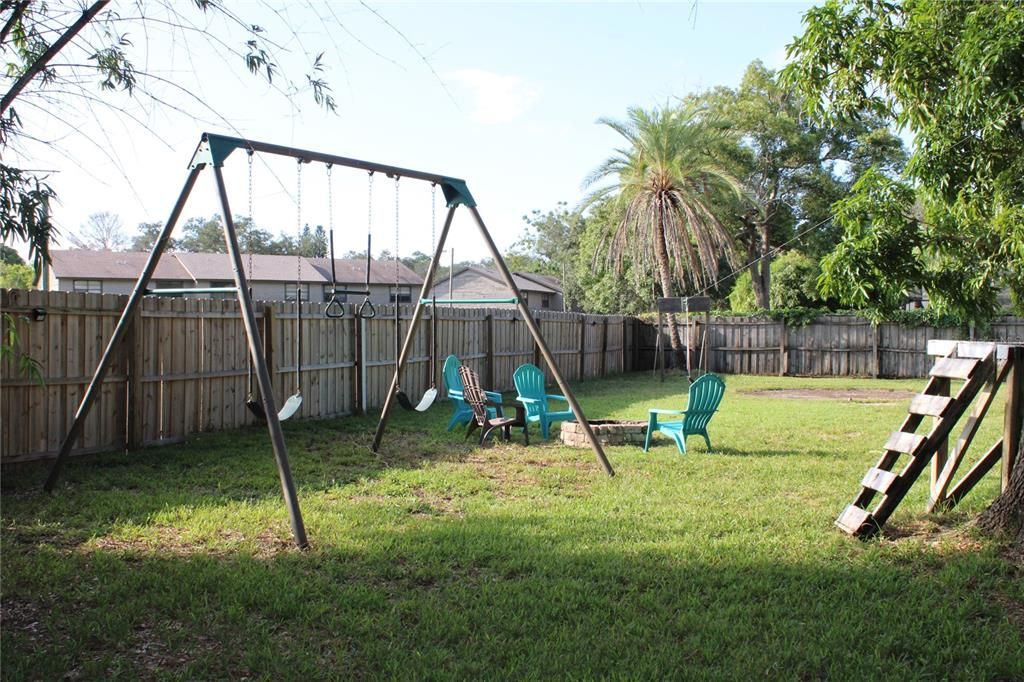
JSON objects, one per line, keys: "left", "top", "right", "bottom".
{"left": 1, "top": 289, "right": 629, "bottom": 463}
{"left": 637, "top": 314, "right": 1024, "bottom": 378}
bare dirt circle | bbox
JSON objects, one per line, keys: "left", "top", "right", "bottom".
{"left": 741, "top": 388, "right": 917, "bottom": 404}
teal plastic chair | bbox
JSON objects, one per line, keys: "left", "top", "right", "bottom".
{"left": 443, "top": 355, "right": 500, "bottom": 431}
{"left": 513, "top": 363, "right": 575, "bottom": 440}
{"left": 643, "top": 374, "right": 725, "bottom": 454}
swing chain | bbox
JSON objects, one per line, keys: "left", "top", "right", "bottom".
{"left": 296, "top": 158, "right": 303, "bottom": 301}
{"left": 324, "top": 163, "right": 347, "bottom": 319}
{"left": 246, "top": 151, "right": 255, "bottom": 281}
{"left": 357, "top": 171, "right": 377, "bottom": 320}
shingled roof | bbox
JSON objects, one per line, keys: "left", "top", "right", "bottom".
{"left": 49, "top": 250, "right": 191, "bottom": 280}
{"left": 48, "top": 250, "right": 423, "bottom": 286}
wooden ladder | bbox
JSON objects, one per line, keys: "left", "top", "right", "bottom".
{"left": 836, "top": 346, "right": 996, "bottom": 538}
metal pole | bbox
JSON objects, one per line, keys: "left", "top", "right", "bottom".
{"left": 44, "top": 166, "right": 203, "bottom": 491}
{"left": 449, "top": 248, "right": 454, "bottom": 310}
{"left": 372, "top": 207, "right": 458, "bottom": 452}
{"left": 214, "top": 166, "right": 309, "bottom": 550}
{"left": 467, "top": 206, "right": 614, "bottom": 476}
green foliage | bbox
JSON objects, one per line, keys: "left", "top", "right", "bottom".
{"left": 783, "top": 0, "right": 1024, "bottom": 322}
{"left": 0, "top": 244, "right": 24, "bottom": 265}
{"left": 817, "top": 170, "right": 927, "bottom": 315}
{"left": 1, "top": 312, "right": 43, "bottom": 384}
{"left": 691, "top": 60, "right": 906, "bottom": 309}
{"left": 0, "top": 160, "right": 56, "bottom": 275}
{"left": 130, "top": 222, "right": 164, "bottom": 252}
{"left": 0, "top": 262, "right": 34, "bottom": 289}
{"left": 728, "top": 251, "right": 828, "bottom": 313}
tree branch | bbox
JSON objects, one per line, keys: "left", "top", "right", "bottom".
{"left": 0, "top": 0, "right": 110, "bottom": 117}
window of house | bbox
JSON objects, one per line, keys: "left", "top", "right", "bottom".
{"left": 541, "top": 294, "right": 552, "bottom": 309}
{"left": 72, "top": 279, "right": 102, "bottom": 294}
{"left": 389, "top": 286, "right": 411, "bottom": 304}
{"left": 285, "top": 283, "right": 310, "bottom": 302}
{"left": 323, "top": 287, "right": 345, "bottom": 303}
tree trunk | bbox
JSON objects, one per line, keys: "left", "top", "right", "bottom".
{"left": 753, "top": 217, "right": 772, "bottom": 310}
{"left": 654, "top": 219, "right": 686, "bottom": 369}
{"left": 977, "top": 421, "right": 1024, "bottom": 547}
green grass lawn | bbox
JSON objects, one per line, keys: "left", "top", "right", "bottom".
{"left": 2, "top": 372, "right": 1021, "bottom": 680}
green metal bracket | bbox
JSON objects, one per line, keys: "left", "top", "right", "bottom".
{"left": 189, "top": 134, "right": 245, "bottom": 169}
{"left": 439, "top": 178, "right": 476, "bottom": 208}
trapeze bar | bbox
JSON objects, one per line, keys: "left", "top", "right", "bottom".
{"left": 420, "top": 297, "right": 518, "bottom": 305}
{"left": 145, "top": 287, "right": 238, "bottom": 295}
{"left": 190, "top": 133, "right": 476, "bottom": 208}
{"left": 332, "top": 288, "right": 371, "bottom": 296}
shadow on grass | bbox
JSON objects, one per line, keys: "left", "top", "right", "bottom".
{"left": 2, "top": 507, "right": 1021, "bottom": 680}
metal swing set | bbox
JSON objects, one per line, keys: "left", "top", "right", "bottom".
{"left": 44, "top": 132, "right": 614, "bottom": 550}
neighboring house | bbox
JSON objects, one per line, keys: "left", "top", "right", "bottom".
{"left": 428, "top": 266, "right": 563, "bottom": 311}
{"left": 47, "top": 250, "right": 422, "bottom": 303}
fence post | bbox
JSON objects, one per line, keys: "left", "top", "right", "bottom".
{"left": 872, "top": 322, "right": 881, "bottom": 378}
{"left": 485, "top": 312, "right": 495, "bottom": 389}
{"left": 533, "top": 312, "right": 543, "bottom": 369}
{"left": 351, "top": 311, "right": 361, "bottom": 415}
{"left": 262, "top": 304, "right": 275, "bottom": 404}
{"left": 778, "top": 318, "right": 787, "bottom": 377}
{"left": 600, "top": 317, "right": 608, "bottom": 378}
{"left": 578, "top": 314, "right": 586, "bottom": 381}
{"left": 621, "top": 318, "right": 627, "bottom": 374}
{"left": 1003, "top": 346, "right": 1023, "bottom": 492}
{"left": 125, "top": 299, "right": 144, "bottom": 451}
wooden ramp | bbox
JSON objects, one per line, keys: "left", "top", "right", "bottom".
{"left": 836, "top": 341, "right": 1019, "bottom": 538}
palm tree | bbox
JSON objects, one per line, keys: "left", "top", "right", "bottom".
{"left": 584, "top": 103, "right": 744, "bottom": 367}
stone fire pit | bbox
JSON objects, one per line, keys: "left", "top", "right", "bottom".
{"left": 560, "top": 419, "right": 648, "bottom": 447}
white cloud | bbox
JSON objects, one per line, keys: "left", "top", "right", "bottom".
{"left": 446, "top": 68, "right": 539, "bottom": 124}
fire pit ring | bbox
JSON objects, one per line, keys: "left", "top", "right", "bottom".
{"left": 559, "top": 419, "right": 648, "bottom": 447}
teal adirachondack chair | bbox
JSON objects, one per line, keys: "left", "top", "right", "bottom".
{"left": 513, "top": 363, "right": 575, "bottom": 440}
{"left": 643, "top": 373, "right": 726, "bottom": 454}
{"left": 443, "top": 355, "right": 500, "bottom": 431}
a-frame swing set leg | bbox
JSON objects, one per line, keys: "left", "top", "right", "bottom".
{"left": 43, "top": 154, "right": 309, "bottom": 550}
{"left": 371, "top": 205, "right": 615, "bottom": 478}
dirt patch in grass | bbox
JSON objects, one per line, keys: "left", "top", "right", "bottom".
{"left": 742, "top": 388, "right": 917, "bottom": 404}
{"left": 81, "top": 525, "right": 299, "bottom": 559}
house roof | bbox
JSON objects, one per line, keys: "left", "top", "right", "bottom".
{"left": 307, "top": 258, "right": 423, "bottom": 286}
{"left": 431, "top": 266, "right": 561, "bottom": 295}
{"left": 49, "top": 250, "right": 192, "bottom": 280}
{"left": 173, "top": 252, "right": 328, "bottom": 283}
{"left": 48, "top": 250, "right": 429, "bottom": 286}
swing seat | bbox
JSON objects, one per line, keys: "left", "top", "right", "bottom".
{"left": 443, "top": 355, "right": 500, "bottom": 430}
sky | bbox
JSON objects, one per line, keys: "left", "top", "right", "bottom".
{"left": 12, "top": 1, "right": 817, "bottom": 265}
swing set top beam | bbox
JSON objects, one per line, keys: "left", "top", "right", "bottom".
{"left": 189, "top": 132, "right": 476, "bottom": 208}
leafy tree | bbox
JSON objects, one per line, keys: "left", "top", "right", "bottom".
{"left": 783, "top": 0, "right": 1024, "bottom": 540}
{"left": 296, "top": 224, "right": 328, "bottom": 258}
{"left": 0, "top": 262, "right": 34, "bottom": 289}
{"left": 728, "top": 250, "right": 830, "bottom": 312}
{"left": 175, "top": 216, "right": 227, "bottom": 254}
{"left": 68, "top": 211, "right": 127, "bottom": 250}
{"left": 693, "top": 60, "right": 906, "bottom": 309}
{"left": 571, "top": 198, "right": 657, "bottom": 315}
{"left": 584, "top": 102, "right": 742, "bottom": 360}
{"left": 782, "top": 0, "right": 1024, "bottom": 320}
{"left": 130, "top": 222, "right": 164, "bottom": 253}
{"left": 0, "top": 244, "right": 24, "bottom": 265}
